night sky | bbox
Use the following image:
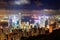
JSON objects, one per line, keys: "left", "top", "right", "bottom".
{"left": 0, "top": 0, "right": 60, "bottom": 10}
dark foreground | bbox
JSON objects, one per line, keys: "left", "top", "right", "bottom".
{"left": 21, "top": 29, "right": 60, "bottom": 40}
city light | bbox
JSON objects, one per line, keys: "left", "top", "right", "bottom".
{"left": 14, "top": 0, "right": 29, "bottom": 5}
{"left": 12, "top": 15, "right": 18, "bottom": 23}
{"left": 12, "top": 15, "right": 17, "bottom": 19}
{"left": 43, "top": 9, "right": 49, "bottom": 12}
{"left": 0, "top": 20, "right": 8, "bottom": 22}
